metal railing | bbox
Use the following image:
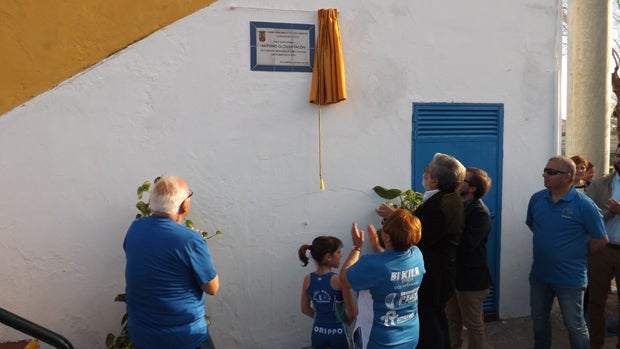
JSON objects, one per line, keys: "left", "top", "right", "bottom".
{"left": 0, "top": 307, "right": 74, "bottom": 349}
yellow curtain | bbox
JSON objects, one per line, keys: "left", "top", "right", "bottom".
{"left": 309, "top": 8, "right": 346, "bottom": 105}
{"left": 309, "top": 8, "right": 346, "bottom": 190}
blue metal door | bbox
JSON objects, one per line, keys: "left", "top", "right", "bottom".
{"left": 412, "top": 102, "right": 503, "bottom": 315}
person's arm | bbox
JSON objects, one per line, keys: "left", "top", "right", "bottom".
{"left": 459, "top": 207, "right": 491, "bottom": 252}
{"left": 201, "top": 275, "right": 219, "bottom": 295}
{"left": 339, "top": 222, "right": 365, "bottom": 323}
{"left": 587, "top": 198, "right": 610, "bottom": 254}
{"left": 604, "top": 199, "right": 620, "bottom": 222}
{"left": 341, "top": 223, "right": 364, "bottom": 270}
{"left": 300, "top": 274, "right": 314, "bottom": 318}
{"left": 590, "top": 235, "right": 609, "bottom": 254}
{"left": 340, "top": 269, "right": 356, "bottom": 324}
{"left": 367, "top": 224, "right": 384, "bottom": 253}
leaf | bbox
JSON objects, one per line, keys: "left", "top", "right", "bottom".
{"left": 105, "top": 333, "right": 115, "bottom": 348}
{"left": 372, "top": 186, "right": 403, "bottom": 199}
{"left": 136, "top": 201, "right": 151, "bottom": 217}
{"left": 136, "top": 181, "right": 151, "bottom": 200}
{"left": 204, "top": 230, "right": 224, "bottom": 239}
{"left": 114, "top": 293, "right": 126, "bottom": 302}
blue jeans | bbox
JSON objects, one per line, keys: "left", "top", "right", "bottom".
{"left": 529, "top": 275, "right": 589, "bottom": 349}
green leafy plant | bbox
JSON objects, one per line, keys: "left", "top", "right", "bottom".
{"left": 373, "top": 185, "right": 424, "bottom": 213}
{"left": 106, "top": 177, "right": 221, "bottom": 349}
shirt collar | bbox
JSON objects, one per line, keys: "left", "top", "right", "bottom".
{"left": 423, "top": 189, "right": 439, "bottom": 202}
{"left": 546, "top": 186, "right": 577, "bottom": 202}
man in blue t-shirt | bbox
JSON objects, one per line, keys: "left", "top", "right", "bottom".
{"left": 526, "top": 155, "right": 607, "bottom": 349}
{"left": 124, "top": 176, "right": 219, "bottom": 349}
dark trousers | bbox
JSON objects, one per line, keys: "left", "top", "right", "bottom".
{"left": 416, "top": 257, "right": 455, "bottom": 349}
{"left": 588, "top": 246, "right": 620, "bottom": 349}
{"left": 417, "top": 300, "right": 450, "bottom": 349}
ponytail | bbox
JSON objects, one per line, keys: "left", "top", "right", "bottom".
{"left": 298, "top": 244, "right": 312, "bottom": 266}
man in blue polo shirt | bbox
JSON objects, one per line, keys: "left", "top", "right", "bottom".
{"left": 124, "top": 176, "right": 220, "bottom": 349}
{"left": 526, "top": 155, "right": 607, "bottom": 349}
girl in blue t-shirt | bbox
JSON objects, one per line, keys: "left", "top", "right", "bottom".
{"left": 299, "top": 236, "right": 349, "bottom": 349}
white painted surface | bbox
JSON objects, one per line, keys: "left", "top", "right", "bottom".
{"left": 0, "top": 0, "right": 560, "bottom": 347}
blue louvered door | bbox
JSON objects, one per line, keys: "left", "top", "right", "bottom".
{"left": 412, "top": 102, "right": 503, "bottom": 316}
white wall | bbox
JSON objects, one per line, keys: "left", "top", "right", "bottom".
{"left": 0, "top": 0, "right": 560, "bottom": 347}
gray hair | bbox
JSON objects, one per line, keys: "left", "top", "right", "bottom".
{"left": 430, "top": 153, "right": 466, "bottom": 192}
{"left": 149, "top": 176, "right": 190, "bottom": 214}
{"left": 548, "top": 155, "right": 576, "bottom": 179}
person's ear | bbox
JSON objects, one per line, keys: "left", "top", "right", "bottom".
{"left": 382, "top": 231, "right": 391, "bottom": 244}
{"left": 179, "top": 199, "right": 190, "bottom": 214}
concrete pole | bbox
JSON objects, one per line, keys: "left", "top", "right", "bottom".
{"left": 566, "top": 0, "right": 612, "bottom": 176}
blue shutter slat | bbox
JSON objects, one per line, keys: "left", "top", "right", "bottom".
{"left": 414, "top": 104, "right": 502, "bottom": 137}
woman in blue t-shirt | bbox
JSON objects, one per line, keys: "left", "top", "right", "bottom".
{"left": 299, "top": 236, "right": 349, "bottom": 349}
{"left": 341, "top": 209, "right": 426, "bottom": 349}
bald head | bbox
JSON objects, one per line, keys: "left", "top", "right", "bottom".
{"left": 149, "top": 176, "right": 191, "bottom": 214}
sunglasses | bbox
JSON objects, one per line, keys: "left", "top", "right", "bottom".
{"left": 543, "top": 168, "right": 568, "bottom": 176}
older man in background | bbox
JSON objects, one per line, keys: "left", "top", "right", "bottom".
{"left": 124, "top": 176, "right": 220, "bottom": 349}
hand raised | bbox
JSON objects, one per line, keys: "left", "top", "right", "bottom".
{"left": 606, "top": 199, "right": 620, "bottom": 215}
{"left": 375, "top": 202, "right": 396, "bottom": 218}
{"left": 350, "top": 222, "right": 365, "bottom": 248}
{"left": 367, "top": 224, "right": 384, "bottom": 253}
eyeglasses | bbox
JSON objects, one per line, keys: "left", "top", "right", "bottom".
{"left": 186, "top": 190, "right": 193, "bottom": 199}
{"left": 543, "top": 168, "right": 568, "bottom": 176}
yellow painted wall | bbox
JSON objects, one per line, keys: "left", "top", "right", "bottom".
{"left": 0, "top": 0, "right": 217, "bottom": 116}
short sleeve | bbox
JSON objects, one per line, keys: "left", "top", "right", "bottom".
{"left": 346, "top": 254, "right": 380, "bottom": 291}
{"left": 186, "top": 238, "right": 217, "bottom": 286}
{"left": 525, "top": 194, "right": 535, "bottom": 228}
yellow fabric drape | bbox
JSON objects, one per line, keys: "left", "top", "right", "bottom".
{"left": 310, "top": 8, "right": 346, "bottom": 190}
{"left": 309, "top": 8, "right": 346, "bottom": 105}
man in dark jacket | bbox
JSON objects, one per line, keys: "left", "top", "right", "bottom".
{"left": 414, "top": 153, "right": 465, "bottom": 349}
{"left": 446, "top": 167, "right": 492, "bottom": 349}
